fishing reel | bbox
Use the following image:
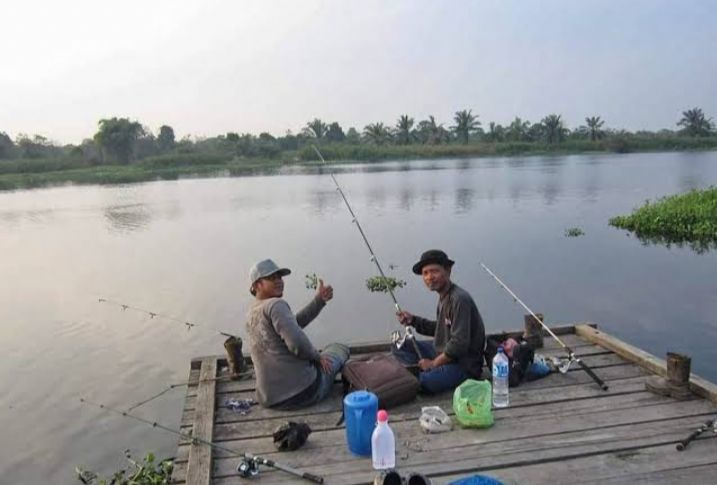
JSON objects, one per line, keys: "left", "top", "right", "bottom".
{"left": 391, "top": 325, "right": 417, "bottom": 350}
{"left": 237, "top": 456, "right": 260, "bottom": 478}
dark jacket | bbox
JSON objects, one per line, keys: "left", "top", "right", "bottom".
{"left": 412, "top": 283, "right": 486, "bottom": 378}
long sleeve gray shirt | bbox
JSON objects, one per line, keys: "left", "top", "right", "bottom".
{"left": 246, "top": 295, "right": 325, "bottom": 406}
{"left": 412, "top": 283, "right": 486, "bottom": 378}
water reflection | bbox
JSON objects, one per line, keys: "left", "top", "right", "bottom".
{"left": 455, "top": 188, "right": 475, "bottom": 213}
{"left": 104, "top": 203, "right": 152, "bottom": 233}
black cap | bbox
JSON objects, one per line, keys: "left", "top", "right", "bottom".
{"left": 412, "top": 249, "right": 455, "bottom": 275}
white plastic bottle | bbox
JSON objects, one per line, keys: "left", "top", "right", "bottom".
{"left": 371, "top": 409, "right": 395, "bottom": 470}
{"left": 492, "top": 346, "right": 510, "bottom": 408}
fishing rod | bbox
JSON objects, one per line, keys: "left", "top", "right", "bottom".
{"left": 676, "top": 417, "right": 716, "bottom": 451}
{"left": 312, "top": 145, "right": 423, "bottom": 358}
{"left": 97, "top": 297, "right": 237, "bottom": 338}
{"left": 480, "top": 262, "right": 609, "bottom": 391}
{"left": 79, "top": 397, "right": 324, "bottom": 483}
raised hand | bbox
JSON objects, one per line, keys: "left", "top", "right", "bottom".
{"left": 396, "top": 310, "right": 414, "bottom": 326}
{"left": 317, "top": 278, "right": 334, "bottom": 302}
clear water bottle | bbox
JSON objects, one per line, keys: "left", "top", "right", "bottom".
{"left": 492, "top": 346, "right": 510, "bottom": 408}
{"left": 371, "top": 409, "right": 395, "bottom": 470}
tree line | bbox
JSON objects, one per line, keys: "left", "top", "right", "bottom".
{"left": 0, "top": 107, "right": 714, "bottom": 165}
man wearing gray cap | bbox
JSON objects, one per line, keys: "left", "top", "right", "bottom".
{"left": 245, "top": 258, "right": 349, "bottom": 409}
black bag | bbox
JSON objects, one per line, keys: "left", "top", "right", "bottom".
{"left": 341, "top": 353, "right": 420, "bottom": 408}
{"left": 485, "top": 336, "right": 535, "bottom": 387}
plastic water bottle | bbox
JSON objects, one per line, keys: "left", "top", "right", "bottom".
{"left": 371, "top": 410, "right": 395, "bottom": 470}
{"left": 492, "top": 346, "right": 510, "bottom": 408}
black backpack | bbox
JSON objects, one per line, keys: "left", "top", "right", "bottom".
{"left": 485, "top": 336, "right": 535, "bottom": 387}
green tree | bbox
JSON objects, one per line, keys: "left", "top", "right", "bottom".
{"left": 395, "top": 115, "right": 414, "bottom": 145}
{"left": 506, "top": 117, "right": 530, "bottom": 141}
{"left": 363, "top": 122, "right": 391, "bottom": 145}
{"left": 157, "top": 125, "right": 175, "bottom": 152}
{"left": 303, "top": 118, "right": 328, "bottom": 139}
{"left": 541, "top": 114, "right": 567, "bottom": 144}
{"left": 451, "top": 109, "right": 480, "bottom": 143}
{"left": 417, "top": 116, "right": 448, "bottom": 144}
{"left": 484, "top": 122, "right": 505, "bottom": 142}
{"left": 93, "top": 117, "right": 144, "bottom": 164}
{"left": 345, "top": 127, "right": 361, "bottom": 144}
{"left": 0, "top": 131, "right": 16, "bottom": 159}
{"left": 325, "top": 122, "right": 346, "bottom": 142}
{"left": 585, "top": 116, "right": 605, "bottom": 141}
{"left": 677, "top": 107, "right": 714, "bottom": 137}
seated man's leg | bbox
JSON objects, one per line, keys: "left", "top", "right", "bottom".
{"left": 308, "top": 343, "right": 350, "bottom": 404}
{"left": 391, "top": 339, "right": 436, "bottom": 366}
{"left": 419, "top": 363, "right": 469, "bottom": 394}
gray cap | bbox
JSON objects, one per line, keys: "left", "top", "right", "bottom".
{"left": 249, "top": 259, "right": 291, "bottom": 294}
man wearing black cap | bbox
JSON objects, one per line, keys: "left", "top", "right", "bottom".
{"left": 246, "top": 258, "right": 349, "bottom": 409}
{"left": 394, "top": 250, "right": 485, "bottom": 393}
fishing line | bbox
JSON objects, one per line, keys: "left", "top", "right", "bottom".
{"left": 97, "top": 297, "right": 237, "bottom": 338}
{"left": 480, "top": 262, "right": 609, "bottom": 390}
{"left": 79, "top": 398, "right": 324, "bottom": 483}
{"left": 312, "top": 146, "right": 423, "bottom": 358}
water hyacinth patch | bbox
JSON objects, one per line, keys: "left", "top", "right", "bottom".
{"left": 565, "top": 227, "right": 585, "bottom": 237}
{"left": 609, "top": 186, "right": 717, "bottom": 252}
{"left": 366, "top": 276, "right": 406, "bottom": 293}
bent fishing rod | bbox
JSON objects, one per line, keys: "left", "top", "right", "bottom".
{"left": 312, "top": 145, "right": 423, "bottom": 358}
{"left": 79, "top": 397, "right": 324, "bottom": 483}
{"left": 480, "top": 262, "right": 609, "bottom": 391}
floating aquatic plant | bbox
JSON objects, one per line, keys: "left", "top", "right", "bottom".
{"left": 304, "top": 273, "right": 319, "bottom": 290}
{"left": 565, "top": 227, "right": 585, "bottom": 237}
{"left": 366, "top": 276, "right": 406, "bottom": 293}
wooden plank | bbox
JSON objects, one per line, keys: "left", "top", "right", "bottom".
{"left": 437, "top": 438, "right": 717, "bottom": 485}
{"left": 185, "top": 357, "right": 217, "bottom": 485}
{"left": 580, "top": 462, "right": 717, "bottom": 484}
{"left": 576, "top": 325, "right": 717, "bottom": 405}
{"left": 206, "top": 410, "right": 717, "bottom": 484}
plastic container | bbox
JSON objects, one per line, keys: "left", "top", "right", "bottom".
{"left": 371, "top": 410, "right": 395, "bottom": 470}
{"left": 343, "top": 390, "right": 378, "bottom": 456}
{"left": 492, "top": 346, "right": 510, "bottom": 408}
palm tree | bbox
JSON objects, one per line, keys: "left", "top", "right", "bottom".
{"left": 302, "top": 118, "right": 328, "bottom": 139}
{"left": 363, "top": 123, "right": 391, "bottom": 145}
{"left": 585, "top": 116, "right": 605, "bottom": 141}
{"left": 506, "top": 117, "right": 530, "bottom": 142}
{"left": 541, "top": 114, "right": 566, "bottom": 144}
{"left": 677, "top": 108, "right": 715, "bottom": 137}
{"left": 451, "top": 109, "right": 480, "bottom": 143}
{"left": 417, "top": 116, "right": 448, "bottom": 144}
{"left": 484, "top": 122, "right": 505, "bottom": 142}
{"left": 395, "top": 115, "right": 414, "bottom": 145}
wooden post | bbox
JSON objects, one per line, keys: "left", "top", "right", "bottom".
{"left": 523, "top": 313, "right": 544, "bottom": 348}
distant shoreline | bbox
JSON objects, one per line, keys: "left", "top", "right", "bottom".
{"left": 2, "top": 140, "right": 717, "bottom": 192}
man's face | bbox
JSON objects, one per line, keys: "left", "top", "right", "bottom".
{"left": 421, "top": 263, "right": 451, "bottom": 293}
{"left": 254, "top": 273, "right": 284, "bottom": 299}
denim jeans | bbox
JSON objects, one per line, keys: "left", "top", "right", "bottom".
{"left": 275, "top": 343, "right": 350, "bottom": 410}
{"left": 392, "top": 339, "right": 468, "bottom": 394}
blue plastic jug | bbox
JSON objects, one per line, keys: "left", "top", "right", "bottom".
{"left": 343, "top": 390, "right": 378, "bottom": 456}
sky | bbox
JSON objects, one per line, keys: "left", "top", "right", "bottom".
{"left": 1, "top": 0, "right": 715, "bottom": 144}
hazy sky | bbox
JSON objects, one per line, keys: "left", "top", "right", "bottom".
{"left": 1, "top": 0, "right": 715, "bottom": 144}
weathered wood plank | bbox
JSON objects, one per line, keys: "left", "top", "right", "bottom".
{"left": 579, "top": 461, "right": 717, "bottom": 485}
{"left": 437, "top": 437, "right": 717, "bottom": 485}
{"left": 576, "top": 325, "right": 717, "bottom": 405}
{"left": 207, "top": 408, "right": 717, "bottom": 484}
{"left": 185, "top": 357, "right": 217, "bottom": 485}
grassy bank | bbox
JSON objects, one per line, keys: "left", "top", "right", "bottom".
{"left": 2, "top": 137, "right": 717, "bottom": 192}
{"left": 610, "top": 186, "right": 717, "bottom": 252}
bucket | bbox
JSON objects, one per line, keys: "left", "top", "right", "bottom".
{"left": 343, "top": 390, "right": 378, "bottom": 456}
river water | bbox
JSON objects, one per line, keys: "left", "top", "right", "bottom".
{"left": 1, "top": 151, "right": 716, "bottom": 483}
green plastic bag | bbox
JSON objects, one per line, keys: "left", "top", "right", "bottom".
{"left": 453, "top": 379, "right": 494, "bottom": 428}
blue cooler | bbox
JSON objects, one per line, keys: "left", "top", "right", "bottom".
{"left": 343, "top": 390, "right": 378, "bottom": 456}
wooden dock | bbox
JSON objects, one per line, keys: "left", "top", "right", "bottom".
{"left": 171, "top": 324, "right": 717, "bottom": 484}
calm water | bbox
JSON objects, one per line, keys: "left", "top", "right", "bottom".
{"left": 1, "top": 151, "right": 717, "bottom": 483}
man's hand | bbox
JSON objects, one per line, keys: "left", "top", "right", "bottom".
{"left": 396, "top": 310, "right": 414, "bottom": 326}
{"left": 318, "top": 354, "right": 333, "bottom": 374}
{"left": 317, "top": 279, "right": 333, "bottom": 302}
{"left": 418, "top": 358, "right": 435, "bottom": 371}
